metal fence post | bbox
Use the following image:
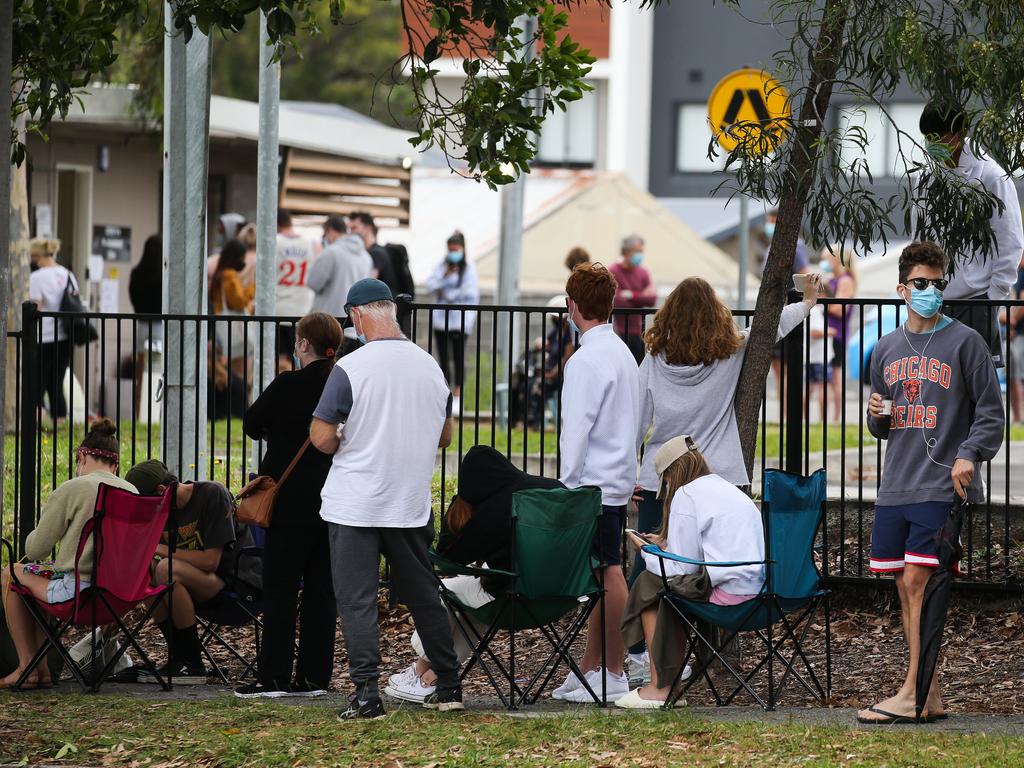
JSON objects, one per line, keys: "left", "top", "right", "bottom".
{"left": 784, "top": 291, "right": 804, "bottom": 474}
{"left": 18, "top": 301, "right": 39, "bottom": 556}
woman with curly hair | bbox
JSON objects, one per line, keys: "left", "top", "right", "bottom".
{"left": 624, "top": 274, "right": 820, "bottom": 679}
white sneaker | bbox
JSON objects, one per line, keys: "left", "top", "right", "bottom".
{"left": 626, "top": 652, "right": 650, "bottom": 686}
{"left": 387, "top": 664, "right": 421, "bottom": 690}
{"left": 383, "top": 665, "right": 436, "bottom": 703}
{"left": 561, "top": 668, "right": 630, "bottom": 704}
{"left": 680, "top": 663, "right": 693, "bottom": 682}
{"left": 551, "top": 669, "right": 586, "bottom": 700}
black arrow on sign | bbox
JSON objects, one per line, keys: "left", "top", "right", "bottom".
{"left": 719, "top": 87, "right": 774, "bottom": 132}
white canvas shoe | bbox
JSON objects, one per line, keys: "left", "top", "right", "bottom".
{"left": 387, "top": 664, "right": 420, "bottom": 690}
{"left": 384, "top": 665, "right": 436, "bottom": 704}
{"left": 613, "top": 688, "right": 687, "bottom": 709}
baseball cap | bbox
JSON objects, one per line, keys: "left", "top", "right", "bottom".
{"left": 344, "top": 278, "right": 393, "bottom": 314}
{"left": 126, "top": 459, "right": 177, "bottom": 495}
{"left": 654, "top": 435, "right": 698, "bottom": 498}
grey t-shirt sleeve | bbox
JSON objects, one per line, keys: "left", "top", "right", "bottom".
{"left": 313, "top": 366, "right": 354, "bottom": 423}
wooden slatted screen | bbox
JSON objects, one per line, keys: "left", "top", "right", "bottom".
{"left": 279, "top": 148, "right": 411, "bottom": 225}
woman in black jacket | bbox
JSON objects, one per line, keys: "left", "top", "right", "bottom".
{"left": 234, "top": 312, "right": 342, "bottom": 699}
{"left": 384, "top": 446, "right": 564, "bottom": 703}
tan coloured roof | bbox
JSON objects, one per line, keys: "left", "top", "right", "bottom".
{"left": 472, "top": 173, "right": 756, "bottom": 300}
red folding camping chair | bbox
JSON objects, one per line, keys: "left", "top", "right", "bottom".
{"left": 2, "top": 483, "right": 176, "bottom": 692}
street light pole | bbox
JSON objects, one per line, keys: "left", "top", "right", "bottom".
{"left": 251, "top": 12, "right": 281, "bottom": 472}
{"left": 162, "top": 3, "right": 211, "bottom": 480}
{"left": 495, "top": 16, "right": 538, "bottom": 424}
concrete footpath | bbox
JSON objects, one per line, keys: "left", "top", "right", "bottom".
{"left": 25, "top": 681, "right": 1024, "bottom": 736}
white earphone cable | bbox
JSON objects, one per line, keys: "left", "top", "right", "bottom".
{"left": 899, "top": 318, "right": 953, "bottom": 470}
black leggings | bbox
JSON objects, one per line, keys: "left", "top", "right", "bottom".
{"left": 434, "top": 331, "right": 467, "bottom": 389}
{"left": 39, "top": 340, "right": 72, "bottom": 419}
{"left": 258, "top": 522, "right": 337, "bottom": 690}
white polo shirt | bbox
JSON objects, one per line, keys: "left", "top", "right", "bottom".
{"left": 559, "top": 323, "right": 640, "bottom": 506}
{"left": 313, "top": 338, "right": 451, "bottom": 528}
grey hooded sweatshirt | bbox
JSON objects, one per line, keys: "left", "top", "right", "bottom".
{"left": 867, "top": 318, "right": 1004, "bottom": 505}
{"left": 637, "top": 302, "right": 811, "bottom": 490}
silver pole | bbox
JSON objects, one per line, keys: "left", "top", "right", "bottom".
{"left": 0, "top": 0, "right": 12, "bottom": 510}
{"left": 738, "top": 196, "right": 750, "bottom": 310}
{"left": 495, "top": 16, "right": 538, "bottom": 425}
{"left": 252, "top": 12, "right": 280, "bottom": 470}
{"left": 162, "top": 4, "right": 211, "bottom": 480}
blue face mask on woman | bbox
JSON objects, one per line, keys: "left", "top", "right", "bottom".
{"left": 906, "top": 285, "right": 944, "bottom": 319}
{"left": 446, "top": 250, "right": 464, "bottom": 264}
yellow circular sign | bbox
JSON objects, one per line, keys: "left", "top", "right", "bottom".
{"left": 707, "top": 68, "right": 791, "bottom": 154}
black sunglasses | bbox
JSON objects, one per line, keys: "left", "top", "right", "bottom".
{"left": 904, "top": 277, "right": 949, "bottom": 291}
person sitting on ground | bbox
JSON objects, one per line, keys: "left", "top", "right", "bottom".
{"left": 384, "top": 446, "right": 564, "bottom": 703}
{"left": 124, "top": 461, "right": 243, "bottom": 684}
{"left": 617, "top": 435, "right": 765, "bottom": 709}
{"left": 1, "top": 419, "right": 136, "bottom": 689}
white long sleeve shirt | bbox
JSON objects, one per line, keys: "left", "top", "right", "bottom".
{"left": 424, "top": 261, "right": 480, "bottom": 334}
{"left": 559, "top": 323, "right": 640, "bottom": 506}
{"left": 942, "top": 142, "right": 1024, "bottom": 300}
{"left": 641, "top": 474, "right": 765, "bottom": 597}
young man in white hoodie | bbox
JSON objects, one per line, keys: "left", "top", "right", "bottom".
{"left": 553, "top": 262, "right": 641, "bottom": 703}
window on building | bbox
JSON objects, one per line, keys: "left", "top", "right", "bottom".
{"left": 675, "top": 104, "right": 727, "bottom": 173}
{"left": 837, "top": 102, "right": 927, "bottom": 177}
{"left": 535, "top": 88, "right": 598, "bottom": 167}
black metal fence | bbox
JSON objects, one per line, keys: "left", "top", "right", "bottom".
{"left": 4, "top": 296, "right": 1023, "bottom": 592}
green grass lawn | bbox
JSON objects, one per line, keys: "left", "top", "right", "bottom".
{"left": 2, "top": 695, "right": 1023, "bottom": 767}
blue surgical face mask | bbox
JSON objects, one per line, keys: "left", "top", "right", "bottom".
{"left": 630, "top": 251, "right": 644, "bottom": 267}
{"left": 446, "top": 249, "right": 464, "bottom": 264}
{"left": 906, "top": 284, "right": 944, "bottom": 319}
{"left": 353, "top": 314, "right": 368, "bottom": 345}
{"left": 764, "top": 221, "right": 776, "bottom": 239}
{"left": 567, "top": 301, "right": 581, "bottom": 336}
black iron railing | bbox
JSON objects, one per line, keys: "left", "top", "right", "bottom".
{"left": 5, "top": 296, "right": 1022, "bottom": 591}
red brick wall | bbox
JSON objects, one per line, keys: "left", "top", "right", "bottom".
{"left": 403, "top": 1, "right": 610, "bottom": 60}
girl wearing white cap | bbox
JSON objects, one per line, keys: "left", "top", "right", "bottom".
{"left": 616, "top": 435, "right": 765, "bottom": 708}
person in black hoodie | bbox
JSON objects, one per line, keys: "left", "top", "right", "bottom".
{"left": 383, "top": 446, "right": 563, "bottom": 703}
{"left": 233, "top": 312, "right": 343, "bottom": 698}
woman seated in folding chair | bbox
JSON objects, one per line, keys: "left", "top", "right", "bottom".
{"left": 1, "top": 419, "right": 136, "bottom": 689}
{"left": 384, "top": 445, "right": 563, "bottom": 704}
{"left": 617, "top": 435, "right": 765, "bottom": 709}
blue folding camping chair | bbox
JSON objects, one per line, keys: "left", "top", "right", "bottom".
{"left": 642, "top": 468, "right": 831, "bottom": 710}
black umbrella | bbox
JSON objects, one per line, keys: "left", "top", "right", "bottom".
{"left": 914, "top": 497, "right": 968, "bottom": 722}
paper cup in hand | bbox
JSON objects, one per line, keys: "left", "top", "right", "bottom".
{"left": 881, "top": 399, "right": 893, "bottom": 416}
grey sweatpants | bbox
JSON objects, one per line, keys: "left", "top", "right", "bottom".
{"left": 328, "top": 519, "right": 459, "bottom": 699}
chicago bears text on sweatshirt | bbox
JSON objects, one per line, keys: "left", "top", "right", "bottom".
{"left": 867, "top": 318, "right": 1004, "bottom": 505}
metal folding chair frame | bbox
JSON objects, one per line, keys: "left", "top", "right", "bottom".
{"left": 1, "top": 492, "right": 177, "bottom": 693}
{"left": 431, "top": 509, "right": 608, "bottom": 710}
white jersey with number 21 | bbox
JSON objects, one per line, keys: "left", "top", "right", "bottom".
{"left": 276, "top": 233, "right": 316, "bottom": 316}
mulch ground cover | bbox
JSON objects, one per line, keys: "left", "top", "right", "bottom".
{"left": 176, "top": 583, "right": 1024, "bottom": 714}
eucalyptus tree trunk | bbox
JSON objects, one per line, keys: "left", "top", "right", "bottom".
{"left": 736, "top": 0, "right": 849, "bottom": 476}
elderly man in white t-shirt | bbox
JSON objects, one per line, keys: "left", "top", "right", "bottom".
{"left": 310, "top": 279, "right": 461, "bottom": 720}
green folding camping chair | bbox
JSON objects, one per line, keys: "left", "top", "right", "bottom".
{"left": 429, "top": 485, "right": 605, "bottom": 709}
